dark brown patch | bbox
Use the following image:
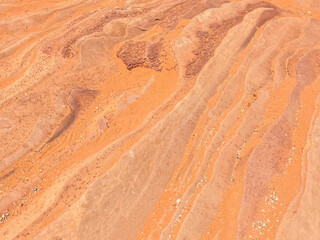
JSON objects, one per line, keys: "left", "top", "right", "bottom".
{"left": 117, "top": 41, "right": 163, "bottom": 71}
{"left": 0, "top": 169, "right": 15, "bottom": 181}
{"left": 185, "top": 1, "right": 278, "bottom": 77}
{"left": 185, "top": 15, "right": 243, "bottom": 77}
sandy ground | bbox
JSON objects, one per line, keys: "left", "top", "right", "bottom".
{"left": 1, "top": 0, "right": 320, "bottom": 239}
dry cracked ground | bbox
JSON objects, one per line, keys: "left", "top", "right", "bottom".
{"left": 1, "top": 0, "right": 320, "bottom": 239}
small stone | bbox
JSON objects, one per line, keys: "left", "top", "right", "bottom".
{"left": 129, "top": 150, "right": 135, "bottom": 158}
{"left": 176, "top": 199, "right": 181, "bottom": 204}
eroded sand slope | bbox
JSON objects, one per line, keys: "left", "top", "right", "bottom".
{"left": 1, "top": 0, "right": 320, "bottom": 239}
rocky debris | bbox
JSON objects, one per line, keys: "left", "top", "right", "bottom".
{"left": 117, "top": 41, "right": 163, "bottom": 71}
{"left": 0, "top": 210, "right": 10, "bottom": 223}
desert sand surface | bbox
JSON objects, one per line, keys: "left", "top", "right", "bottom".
{"left": 1, "top": 0, "right": 320, "bottom": 239}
